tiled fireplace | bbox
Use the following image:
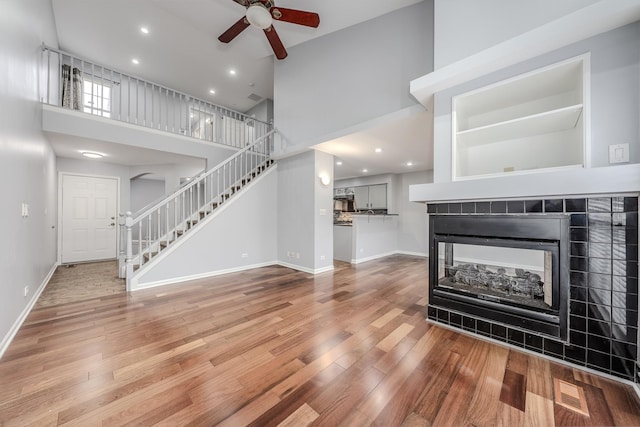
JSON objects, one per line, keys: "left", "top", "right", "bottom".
{"left": 426, "top": 196, "right": 639, "bottom": 382}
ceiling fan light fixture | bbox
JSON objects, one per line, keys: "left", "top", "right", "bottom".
{"left": 246, "top": 4, "right": 272, "bottom": 29}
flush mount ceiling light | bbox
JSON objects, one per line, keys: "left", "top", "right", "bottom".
{"left": 131, "top": 58, "right": 140, "bottom": 65}
{"left": 245, "top": 3, "right": 273, "bottom": 29}
{"left": 362, "top": 169, "right": 368, "bottom": 173}
{"left": 81, "top": 151, "right": 103, "bottom": 159}
{"left": 140, "top": 27, "right": 149, "bottom": 34}
{"left": 375, "top": 148, "right": 382, "bottom": 153}
{"left": 229, "top": 69, "right": 237, "bottom": 76}
{"left": 406, "top": 161, "right": 413, "bottom": 166}
{"left": 209, "top": 89, "right": 216, "bottom": 94}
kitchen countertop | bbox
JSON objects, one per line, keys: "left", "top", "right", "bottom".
{"left": 351, "top": 213, "right": 398, "bottom": 216}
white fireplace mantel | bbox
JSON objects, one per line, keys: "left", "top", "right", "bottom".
{"left": 409, "top": 164, "right": 640, "bottom": 203}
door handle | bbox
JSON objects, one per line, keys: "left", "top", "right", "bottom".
{"left": 109, "top": 223, "right": 116, "bottom": 226}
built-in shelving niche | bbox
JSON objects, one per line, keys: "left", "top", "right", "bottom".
{"left": 452, "top": 54, "right": 589, "bottom": 181}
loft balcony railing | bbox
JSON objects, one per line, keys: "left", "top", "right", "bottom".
{"left": 40, "top": 45, "right": 272, "bottom": 149}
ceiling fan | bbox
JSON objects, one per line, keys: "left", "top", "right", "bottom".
{"left": 218, "top": 0, "right": 320, "bottom": 60}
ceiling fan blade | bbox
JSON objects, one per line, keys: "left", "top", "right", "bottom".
{"left": 271, "top": 7, "right": 320, "bottom": 28}
{"left": 263, "top": 26, "right": 287, "bottom": 60}
{"left": 218, "top": 17, "right": 250, "bottom": 43}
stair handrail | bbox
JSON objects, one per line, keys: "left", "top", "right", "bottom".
{"left": 131, "top": 129, "right": 275, "bottom": 223}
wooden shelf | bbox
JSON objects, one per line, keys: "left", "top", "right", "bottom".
{"left": 456, "top": 104, "right": 583, "bottom": 148}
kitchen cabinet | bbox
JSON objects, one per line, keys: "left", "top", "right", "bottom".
{"left": 354, "top": 184, "right": 387, "bottom": 210}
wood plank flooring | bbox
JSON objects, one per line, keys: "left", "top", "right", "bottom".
{"left": 2, "top": 255, "right": 640, "bottom": 426}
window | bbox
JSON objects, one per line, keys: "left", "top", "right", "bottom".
{"left": 82, "top": 80, "right": 111, "bottom": 118}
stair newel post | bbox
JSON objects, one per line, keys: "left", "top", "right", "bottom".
{"left": 118, "top": 212, "right": 126, "bottom": 279}
{"left": 124, "top": 211, "right": 134, "bottom": 290}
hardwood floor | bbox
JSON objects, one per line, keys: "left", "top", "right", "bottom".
{"left": 1, "top": 255, "right": 640, "bottom": 426}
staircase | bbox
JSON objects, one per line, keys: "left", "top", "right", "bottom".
{"left": 120, "top": 130, "right": 276, "bottom": 288}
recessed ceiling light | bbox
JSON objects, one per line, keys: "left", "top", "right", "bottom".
{"left": 336, "top": 161, "right": 342, "bottom": 166}
{"left": 362, "top": 169, "right": 368, "bottom": 173}
{"left": 132, "top": 58, "right": 139, "bottom": 65}
{"left": 406, "top": 161, "right": 413, "bottom": 166}
{"left": 229, "top": 69, "right": 237, "bottom": 76}
{"left": 209, "top": 89, "right": 215, "bottom": 94}
{"left": 140, "top": 27, "right": 149, "bottom": 34}
{"left": 375, "top": 148, "right": 382, "bottom": 153}
{"left": 81, "top": 151, "right": 103, "bottom": 159}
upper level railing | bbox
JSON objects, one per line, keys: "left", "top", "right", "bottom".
{"left": 40, "top": 45, "right": 272, "bottom": 149}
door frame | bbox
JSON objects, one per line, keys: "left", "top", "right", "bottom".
{"left": 57, "top": 172, "right": 121, "bottom": 264}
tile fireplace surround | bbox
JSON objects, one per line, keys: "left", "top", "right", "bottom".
{"left": 426, "top": 195, "right": 639, "bottom": 383}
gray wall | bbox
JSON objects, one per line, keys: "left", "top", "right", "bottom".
{"left": 0, "top": 0, "right": 59, "bottom": 355}
{"left": 313, "top": 151, "right": 335, "bottom": 270}
{"left": 130, "top": 177, "right": 166, "bottom": 213}
{"left": 433, "top": 22, "right": 640, "bottom": 183}
{"left": 273, "top": 1, "right": 434, "bottom": 154}
{"left": 433, "top": 0, "right": 598, "bottom": 69}
{"left": 277, "top": 151, "right": 316, "bottom": 271}
{"left": 396, "top": 170, "right": 432, "bottom": 256}
{"left": 277, "top": 150, "right": 334, "bottom": 272}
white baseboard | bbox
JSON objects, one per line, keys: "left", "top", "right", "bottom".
{"left": 0, "top": 261, "right": 59, "bottom": 360}
{"left": 395, "top": 250, "right": 428, "bottom": 258}
{"left": 276, "top": 261, "right": 335, "bottom": 275}
{"left": 133, "top": 260, "right": 278, "bottom": 291}
{"left": 351, "top": 251, "right": 398, "bottom": 264}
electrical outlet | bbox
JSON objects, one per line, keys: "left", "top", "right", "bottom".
{"left": 295, "top": 252, "right": 300, "bottom": 259}
{"left": 241, "top": 253, "right": 248, "bottom": 258}
{"left": 24, "top": 286, "right": 29, "bottom": 297}
{"left": 320, "top": 255, "right": 325, "bottom": 260}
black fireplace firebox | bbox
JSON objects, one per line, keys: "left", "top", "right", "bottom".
{"left": 429, "top": 214, "right": 569, "bottom": 340}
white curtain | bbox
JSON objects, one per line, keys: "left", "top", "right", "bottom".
{"left": 61, "top": 64, "right": 82, "bottom": 110}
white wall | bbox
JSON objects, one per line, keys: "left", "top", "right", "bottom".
{"left": 433, "top": 0, "right": 599, "bottom": 69}
{"left": 433, "top": 22, "right": 640, "bottom": 183}
{"left": 0, "top": 0, "right": 59, "bottom": 356}
{"left": 134, "top": 168, "right": 278, "bottom": 288}
{"left": 274, "top": 1, "right": 434, "bottom": 154}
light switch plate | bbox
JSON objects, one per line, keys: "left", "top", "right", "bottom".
{"left": 609, "top": 143, "right": 629, "bottom": 164}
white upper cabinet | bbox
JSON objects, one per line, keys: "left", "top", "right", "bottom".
{"left": 452, "top": 55, "right": 589, "bottom": 180}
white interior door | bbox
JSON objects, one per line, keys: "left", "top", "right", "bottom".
{"left": 62, "top": 174, "right": 118, "bottom": 263}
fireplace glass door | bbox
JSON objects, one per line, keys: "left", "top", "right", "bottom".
{"left": 438, "top": 242, "right": 554, "bottom": 312}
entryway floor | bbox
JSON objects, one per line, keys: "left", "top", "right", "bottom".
{"left": 35, "top": 260, "right": 125, "bottom": 308}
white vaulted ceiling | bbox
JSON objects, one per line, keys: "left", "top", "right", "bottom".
{"left": 50, "top": 0, "right": 430, "bottom": 179}
{"left": 51, "top": 0, "right": 424, "bottom": 112}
